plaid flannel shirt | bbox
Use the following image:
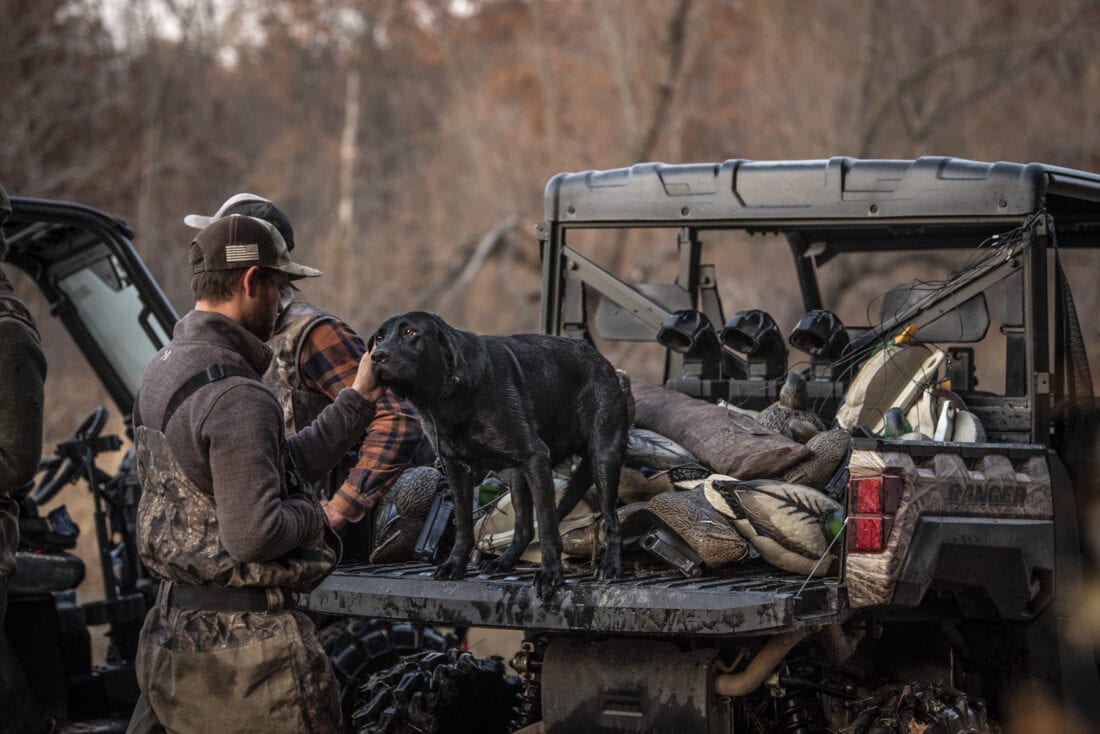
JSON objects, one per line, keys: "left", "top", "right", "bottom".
{"left": 299, "top": 318, "right": 421, "bottom": 523}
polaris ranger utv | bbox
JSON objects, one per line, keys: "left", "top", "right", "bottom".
{"left": 307, "top": 158, "right": 1100, "bottom": 733}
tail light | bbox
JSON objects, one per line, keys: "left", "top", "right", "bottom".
{"left": 846, "top": 474, "right": 902, "bottom": 553}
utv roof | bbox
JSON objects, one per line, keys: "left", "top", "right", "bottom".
{"left": 545, "top": 156, "right": 1100, "bottom": 225}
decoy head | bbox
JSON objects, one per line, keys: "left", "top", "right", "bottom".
{"left": 779, "top": 371, "right": 809, "bottom": 410}
{"left": 702, "top": 474, "right": 745, "bottom": 520}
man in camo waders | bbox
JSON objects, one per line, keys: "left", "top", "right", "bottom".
{"left": 0, "top": 183, "right": 51, "bottom": 733}
{"left": 127, "top": 215, "right": 382, "bottom": 733}
{"left": 184, "top": 194, "right": 422, "bottom": 561}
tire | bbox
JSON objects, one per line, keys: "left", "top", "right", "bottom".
{"left": 351, "top": 648, "right": 522, "bottom": 734}
{"left": 319, "top": 618, "right": 465, "bottom": 728}
{"left": 848, "top": 683, "right": 999, "bottom": 734}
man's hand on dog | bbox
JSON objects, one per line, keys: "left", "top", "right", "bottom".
{"left": 353, "top": 349, "right": 385, "bottom": 403}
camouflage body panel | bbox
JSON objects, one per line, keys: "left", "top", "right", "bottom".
{"left": 134, "top": 426, "right": 336, "bottom": 592}
{"left": 845, "top": 447, "right": 1052, "bottom": 608}
{"left": 263, "top": 300, "right": 335, "bottom": 436}
{"left": 134, "top": 591, "right": 340, "bottom": 733}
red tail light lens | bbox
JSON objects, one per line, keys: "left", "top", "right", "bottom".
{"left": 851, "top": 478, "right": 883, "bottom": 513}
{"left": 847, "top": 474, "right": 902, "bottom": 553}
{"left": 850, "top": 518, "right": 884, "bottom": 551}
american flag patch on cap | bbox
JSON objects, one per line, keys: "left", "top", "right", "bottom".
{"left": 225, "top": 243, "right": 260, "bottom": 262}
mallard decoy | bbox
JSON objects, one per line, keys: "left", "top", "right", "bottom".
{"left": 626, "top": 427, "right": 700, "bottom": 470}
{"left": 881, "top": 406, "right": 912, "bottom": 439}
{"left": 561, "top": 502, "right": 647, "bottom": 559}
{"left": 370, "top": 466, "right": 444, "bottom": 563}
{"left": 783, "top": 428, "right": 852, "bottom": 490}
{"left": 702, "top": 475, "right": 844, "bottom": 576}
{"left": 755, "top": 372, "right": 827, "bottom": 439}
{"left": 787, "top": 418, "right": 822, "bottom": 444}
{"left": 618, "top": 463, "right": 711, "bottom": 504}
{"left": 474, "top": 482, "right": 599, "bottom": 563}
{"left": 883, "top": 407, "right": 934, "bottom": 440}
{"left": 620, "top": 486, "right": 750, "bottom": 568}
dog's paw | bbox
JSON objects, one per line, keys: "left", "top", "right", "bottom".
{"left": 534, "top": 565, "right": 564, "bottom": 601}
{"left": 433, "top": 555, "right": 469, "bottom": 580}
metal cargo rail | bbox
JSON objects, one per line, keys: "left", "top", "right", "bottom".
{"left": 304, "top": 561, "right": 847, "bottom": 636}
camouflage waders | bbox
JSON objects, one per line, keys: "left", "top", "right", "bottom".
{"left": 0, "top": 270, "right": 44, "bottom": 627}
{"left": 128, "top": 418, "right": 341, "bottom": 733}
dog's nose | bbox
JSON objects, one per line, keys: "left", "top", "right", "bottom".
{"left": 372, "top": 348, "right": 388, "bottom": 364}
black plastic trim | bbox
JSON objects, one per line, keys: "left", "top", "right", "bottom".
{"left": 894, "top": 517, "right": 1054, "bottom": 620}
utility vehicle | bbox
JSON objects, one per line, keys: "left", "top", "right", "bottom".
{"left": 312, "top": 157, "right": 1100, "bottom": 733}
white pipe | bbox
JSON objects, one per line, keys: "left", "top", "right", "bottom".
{"left": 713, "top": 629, "right": 810, "bottom": 697}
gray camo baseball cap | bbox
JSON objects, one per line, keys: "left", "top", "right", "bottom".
{"left": 184, "top": 193, "right": 296, "bottom": 251}
{"left": 190, "top": 214, "right": 320, "bottom": 279}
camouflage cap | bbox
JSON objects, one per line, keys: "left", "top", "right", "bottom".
{"left": 184, "top": 193, "right": 296, "bottom": 251}
{"left": 190, "top": 214, "right": 320, "bottom": 280}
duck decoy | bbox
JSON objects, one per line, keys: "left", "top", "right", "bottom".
{"left": 620, "top": 486, "right": 751, "bottom": 569}
{"left": 561, "top": 502, "right": 647, "bottom": 560}
{"left": 474, "top": 480, "right": 599, "bottom": 563}
{"left": 787, "top": 418, "right": 822, "bottom": 444}
{"left": 881, "top": 407, "right": 913, "bottom": 439}
{"left": 371, "top": 466, "right": 445, "bottom": 563}
{"left": 618, "top": 463, "right": 711, "bottom": 504}
{"left": 702, "top": 475, "right": 844, "bottom": 576}
{"left": 626, "top": 427, "right": 700, "bottom": 469}
{"left": 755, "top": 371, "right": 827, "bottom": 439}
{"left": 784, "top": 428, "right": 852, "bottom": 490}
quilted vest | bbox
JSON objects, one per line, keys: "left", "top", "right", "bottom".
{"left": 263, "top": 300, "right": 360, "bottom": 501}
{"left": 264, "top": 300, "right": 336, "bottom": 435}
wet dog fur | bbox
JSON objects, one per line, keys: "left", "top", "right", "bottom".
{"left": 369, "top": 311, "right": 628, "bottom": 599}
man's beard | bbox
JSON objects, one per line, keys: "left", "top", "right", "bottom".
{"left": 241, "top": 285, "right": 279, "bottom": 341}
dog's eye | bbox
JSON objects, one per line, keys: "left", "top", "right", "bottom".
{"left": 403, "top": 327, "right": 418, "bottom": 337}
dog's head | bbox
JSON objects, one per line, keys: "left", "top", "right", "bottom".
{"left": 368, "top": 311, "right": 473, "bottom": 399}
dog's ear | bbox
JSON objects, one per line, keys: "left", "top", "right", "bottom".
{"left": 429, "top": 316, "right": 473, "bottom": 396}
{"left": 435, "top": 319, "right": 466, "bottom": 388}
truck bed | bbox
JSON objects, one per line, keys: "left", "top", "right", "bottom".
{"left": 304, "top": 560, "right": 847, "bottom": 636}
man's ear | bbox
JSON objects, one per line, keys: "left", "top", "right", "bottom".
{"left": 240, "top": 266, "right": 263, "bottom": 298}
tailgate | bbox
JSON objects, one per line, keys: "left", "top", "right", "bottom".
{"left": 304, "top": 560, "right": 847, "bottom": 636}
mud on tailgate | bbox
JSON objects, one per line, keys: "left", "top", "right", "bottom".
{"left": 304, "top": 560, "right": 847, "bottom": 636}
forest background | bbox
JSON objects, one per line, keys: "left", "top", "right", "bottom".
{"left": 4, "top": 1, "right": 1100, "bottom": 726}
{"left": 8, "top": 0, "right": 1100, "bottom": 436}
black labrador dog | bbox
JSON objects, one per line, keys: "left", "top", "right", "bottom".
{"left": 369, "top": 311, "right": 629, "bottom": 599}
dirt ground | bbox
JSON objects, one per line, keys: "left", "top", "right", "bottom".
{"left": 464, "top": 626, "right": 526, "bottom": 662}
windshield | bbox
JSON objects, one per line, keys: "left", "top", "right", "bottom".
{"left": 56, "top": 251, "right": 170, "bottom": 397}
